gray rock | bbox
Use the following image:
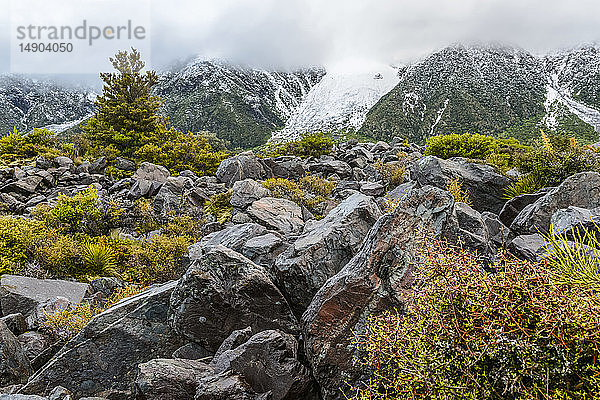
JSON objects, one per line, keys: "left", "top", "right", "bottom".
{"left": 134, "top": 358, "right": 213, "bottom": 400}
{"left": 247, "top": 198, "right": 304, "bottom": 235}
{"left": 274, "top": 193, "right": 382, "bottom": 314}
{"left": 550, "top": 206, "right": 600, "bottom": 239}
{"left": 359, "top": 182, "right": 385, "bottom": 197}
{"left": 17, "top": 332, "right": 50, "bottom": 363}
{"left": 194, "top": 371, "right": 265, "bottom": 400}
{"left": 309, "top": 159, "right": 352, "bottom": 178}
{"left": 508, "top": 234, "right": 551, "bottom": 262}
{"left": 53, "top": 157, "right": 73, "bottom": 169}
{"left": 482, "top": 212, "right": 510, "bottom": 248}
{"left": 0, "top": 321, "right": 32, "bottom": 386}
{"left": 35, "top": 157, "right": 52, "bottom": 170}
{"left": 0, "top": 275, "right": 90, "bottom": 317}
{"left": 216, "top": 152, "right": 266, "bottom": 187}
{"left": 411, "top": 156, "right": 510, "bottom": 214}
{"left": 196, "top": 223, "right": 269, "bottom": 256}
{"left": 302, "top": 186, "right": 456, "bottom": 399}
{"left": 511, "top": 172, "right": 600, "bottom": 235}
{"left": 212, "top": 327, "right": 253, "bottom": 360}
{"left": 113, "top": 158, "right": 136, "bottom": 172}
{"left": 90, "top": 277, "right": 124, "bottom": 297}
{"left": 128, "top": 179, "right": 162, "bottom": 200}
{"left": 210, "top": 330, "right": 317, "bottom": 400}
{"left": 262, "top": 157, "right": 305, "bottom": 180}
{"left": 385, "top": 181, "right": 417, "bottom": 203}
{"left": 48, "top": 386, "right": 71, "bottom": 400}
{"left": 242, "top": 234, "right": 286, "bottom": 267}
{"left": 0, "top": 314, "right": 26, "bottom": 336}
{"left": 133, "top": 162, "right": 170, "bottom": 183}
{"left": 231, "top": 179, "right": 270, "bottom": 209}
{"left": 452, "top": 202, "right": 492, "bottom": 255}
{"left": 20, "top": 282, "right": 185, "bottom": 398}
{"left": 88, "top": 157, "right": 107, "bottom": 175}
{"left": 498, "top": 187, "right": 552, "bottom": 227}
{"left": 23, "top": 196, "right": 46, "bottom": 209}
{"left": 0, "top": 395, "right": 46, "bottom": 399}
{"left": 172, "top": 343, "right": 213, "bottom": 361}
{"left": 153, "top": 176, "right": 197, "bottom": 216}
{"left": 169, "top": 246, "right": 298, "bottom": 352}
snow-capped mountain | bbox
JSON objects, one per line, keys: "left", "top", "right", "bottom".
{"left": 154, "top": 59, "right": 325, "bottom": 148}
{"left": 0, "top": 75, "right": 95, "bottom": 136}
{"left": 272, "top": 65, "right": 400, "bottom": 141}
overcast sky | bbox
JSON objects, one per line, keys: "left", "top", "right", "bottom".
{"left": 1, "top": 0, "right": 600, "bottom": 83}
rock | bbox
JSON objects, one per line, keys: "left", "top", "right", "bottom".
{"left": 48, "top": 386, "right": 71, "bottom": 400}
{"left": 359, "top": 182, "right": 385, "bottom": 197}
{"left": 550, "top": 206, "right": 600, "bottom": 239}
{"left": 172, "top": 343, "right": 213, "bottom": 361}
{"left": 1, "top": 176, "right": 44, "bottom": 198}
{"left": 0, "top": 395, "right": 46, "bottom": 399}
{"left": 128, "top": 179, "right": 162, "bottom": 200}
{"left": 17, "top": 332, "right": 50, "bottom": 363}
{"left": 196, "top": 223, "right": 269, "bottom": 256}
{"left": 0, "top": 314, "right": 27, "bottom": 336}
{"left": 0, "top": 321, "right": 32, "bottom": 386}
{"left": 134, "top": 358, "right": 213, "bottom": 400}
{"left": 212, "top": 327, "right": 253, "bottom": 360}
{"left": 169, "top": 245, "right": 298, "bottom": 352}
{"left": 35, "top": 157, "right": 52, "bottom": 170}
{"left": 274, "top": 193, "right": 382, "bottom": 315}
{"left": 23, "top": 196, "right": 45, "bottom": 209}
{"left": 481, "top": 212, "right": 510, "bottom": 248}
{"left": 411, "top": 156, "right": 510, "bottom": 214}
{"left": 384, "top": 181, "right": 416, "bottom": 203}
{"left": 20, "top": 282, "right": 185, "bottom": 398}
{"left": 231, "top": 179, "right": 270, "bottom": 209}
{"left": 247, "top": 198, "right": 304, "bottom": 235}
{"left": 371, "top": 141, "right": 391, "bottom": 153}
{"left": 216, "top": 152, "right": 266, "bottom": 187}
{"left": 302, "top": 186, "right": 455, "bottom": 399}
{"left": 309, "top": 159, "right": 352, "bottom": 178}
{"left": 25, "top": 297, "right": 75, "bottom": 331}
{"left": 210, "top": 330, "right": 317, "bottom": 400}
{"left": 88, "top": 157, "right": 107, "bottom": 175}
{"left": 153, "top": 176, "right": 197, "bottom": 216}
{"left": 452, "top": 202, "right": 492, "bottom": 256}
{"left": 0, "top": 275, "right": 90, "bottom": 317}
{"left": 498, "top": 187, "right": 552, "bottom": 227}
{"left": 90, "top": 277, "right": 124, "bottom": 297}
{"left": 508, "top": 234, "right": 551, "bottom": 262}
{"left": 261, "top": 157, "right": 306, "bottom": 180}
{"left": 194, "top": 371, "right": 265, "bottom": 400}
{"left": 242, "top": 234, "right": 286, "bottom": 267}
{"left": 53, "top": 157, "right": 73, "bottom": 169}
{"left": 133, "top": 162, "right": 170, "bottom": 183}
{"left": 511, "top": 172, "right": 600, "bottom": 235}
{"left": 113, "top": 158, "right": 136, "bottom": 172}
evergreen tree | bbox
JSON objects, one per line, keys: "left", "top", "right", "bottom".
{"left": 83, "top": 48, "right": 170, "bottom": 157}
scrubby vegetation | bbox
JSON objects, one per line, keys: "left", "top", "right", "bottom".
{"left": 446, "top": 177, "right": 472, "bottom": 205}
{"left": 0, "top": 128, "right": 72, "bottom": 166}
{"left": 353, "top": 238, "right": 600, "bottom": 400}
{"left": 262, "top": 174, "right": 337, "bottom": 218}
{"left": 258, "top": 132, "right": 334, "bottom": 158}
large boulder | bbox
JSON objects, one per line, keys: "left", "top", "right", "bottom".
{"left": 133, "top": 162, "right": 170, "bottom": 183}
{"left": 230, "top": 179, "right": 270, "bottom": 210}
{"left": 274, "top": 193, "right": 382, "bottom": 314}
{"left": 210, "top": 330, "right": 318, "bottom": 400}
{"left": 498, "top": 188, "right": 552, "bottom": 227}
{"left": 302, "top": 186, "right": 456, "bottom": 399}
{"left": 20, "top": 282, "right": 185, "bottom": 398}
{"left": 134, "top": 358, "right": 213, "bottom": 400}
{"left": 0, "top": 321, "right": 32, "bottom": 386}
{"left": 550, "top": 206, "right": 600, "bottom": 239}
{"left": 0, "top": 275, "right": 90, "bottom": 317}
{"left": 247, "top": 198, "right": 304, "bottom": 235}
{"left": 410, "top": 156, "right": 510, "bottom": 214}
{"left": 261, "top": 157, "right": 306, "bottom": 180}
{"left": 511, "top": 172, "right": 600, "bottom": 235}
{"left": 152, "top": 176, "right": 199, "bottom": 216}
{"left": 216, "top": 152, "right": 266, "bottom": 187}
{"left": 169, "top": 246, "right": 298, "bottom": 353}
{"left": 194, "top": 371, "right": 265, "bottom": 400}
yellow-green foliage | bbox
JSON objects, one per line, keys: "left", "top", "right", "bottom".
{"left": 0, "top": 217, "right": 47, "bottom": 273}
{"left": 354, "top": 240, "right": 600, "bottom": 400}
{"left": 82, "top": 241, "right": 118, "bottom": 278}
{"left": 0, "top": 128, "right": 62, "bottom": 165}
{"left": 446, "top": 177, "right": 472, "bottom": 206}
{"left": 203, "top": 190, "right": 233, "bottom": 224}
{"left": 44, "top": 284, "right": 145, "bottom": 340}
{"left": 262, "top": 175, "right": 337, "bottom": 216}
{"left": 503, "top": 174, "right": 545, "bottom": 199}
{"left": 374, "top": 160, "right": 406, "bottom": 187}
{"left": 135, "top": 131, "right": 229, "bottom": 176}
{"left": 132, "top": 198, "right": 160, "bottom": 235}
{"left": 299, "top": 174, "right": 337, "bottom": 197}
{"left": 259, "top": 132, "right": 334, "bottom": 159}
{"left": 262, "top": 178, "right": 306, "bottom": 204}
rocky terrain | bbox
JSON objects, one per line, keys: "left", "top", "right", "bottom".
{"left": 0, "top": 134, "right": 597, "bottom": 399}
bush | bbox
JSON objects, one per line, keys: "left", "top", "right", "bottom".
{"left": 0, "top": 128, "right": 62, "bottom": 165}
{"left": 203, "top": 191, "right": 233, "bottom": 224}
{"left": 446, "top": 177, "right": 471, "bottom": 205}
{"left": 260, "top": 132, "right": 334, "bottom": 158}
{"left": 374, "top": 160, "right": 406, "bottom": 187}
{"left": 0, "top": 217, "right": 48, "bottom": 273}
{"left": 262, "top": 175, "right": 337, "bottom": 218}
{"left": 353, "top": 240, "right": 600, "bottom": 400}
{"left": 424, "top": 133, "right": 528, "bottom": 167}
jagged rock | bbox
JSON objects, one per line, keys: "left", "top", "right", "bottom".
{"left": 371, "top": 141, "right": 391, "bottom": 153}
{"left": 411, "top": 156, "right": 510, "bottom": 214}
{"left": 482, "top": 212, "right": 510, "bottom": 247}
{"left": 113, "top": 158, "right": 136, "bottom": 172}
{"left": 274, "top": 193, "right": 382, "bottom": 314}
{"left": 48, "top": 386, "right": 71, "bottom": 400}
{"left": 210, "top": 330, "right": 317, "bottom": 400}
{"left": 231, "top": 179, "right": 270, "bottom": 209}
{"left": 134, "top": 359, "right": 213, "bottom": 400}
{"left": 359, "top": 182, "right": 385, "bottom": 197}
{"left": 1, "top": 176, "right": 44, "bottom": 198}
{"left": 128, "top": 179, "right": 162, "bottom": 200}
{"left": 53, "top": 157, "right": 73, "bottom": 169}
{"left": 153, "top": 176, "right": 197, "bottom": 216}
{"left": 90, "top": 277, "right": 124, "bottom": 297}
{"left": 216, "top": 152, "right": 266, "bottom": 187}
{"left": 0, "top": 314, "right": 26, "bottom": 336}
{"left": 88, "top": 157, "right": 107, "bottom": 175}
{"left": 511, "top": 172, "right": 600, "bottom": 235}
{"left": 194, "top": 371, "right": 266, "bottom": 400}
{"left": 452, "top": 202, "right": 492, "bottom": 255}
{"left": 0, "top": 275, "right": 90, "bottom": 317}
{"left": 498, "top": 188, "right": 552, "bottom": 227}
{"left": 508, "top": 234, "right": 551, "bottom": 262}
{"left": 242, "top": 234, "right": 286, "bottom": 267}
{"left": 196, "top": 223, "right": 269, "bottom": 256}
{"left": 25, "top": 297, "right": 76, "bottom": 331}
{"left": 17, "top": 332, "right": 50, "bottom": 363}
{"left": 247, "top": 198, "right": 304, "bottom": 235}
{"left": 0, "top": 395, "right": 46, "bottom": 399}
{"left": 35, "top": 157, "right": 52, "bottom": 170}
{"left": 0, "top": 321, "right": 32, "bottom": 386}
{"left": 20, "top": 282, "right": 185, "bottom": 398}
{"left": 212, "top": 327, "right": 253, "bottom": 360}
{"left": 550, "top": 206, "right": 600, "bottom": 239}
{"left": 133, "top": 162, "right": 170, "bottom": 183}
{"left": 302, "top": 186, "right": 455, "bottom": 399}
{"left": 261, "top": 157, "right": 306, "bottom": 180}
{"left": 309, "top": 159, "right": 352, "bottom": 178}
{"left": 384, "top": 181, "right": 416, "bottom": 203}
{"left": 172, "top": 343, "right": 212, "bottom": 361}
{"left": 169, "top": 246, "right": 298, "bottom": 352}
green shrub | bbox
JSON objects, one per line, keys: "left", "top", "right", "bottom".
{"left": 353, "top": 240, "right": 600, "bottom": 400}
{"left": 446, "top": 177, "right": 471, "bottom": 205}
{"left": 82, "top": 241, "right": 118, "bottom": 278}
{"left": 374, "top": 160, "right": 406, "bottom": 187}
{"left": 203, "top": 191, "right": 233, "bottom": 224}
{"left": 0, "top": 217, "right": 48, "bottom": 273}
{"left": 424, "top": 133, "right": 528, "bottom": 170}
{"left": 503, "top": 174, "right": 545, "bottom": 199}
{"left": 259, "top": 132, "right": 334, "bottom": 159}
{"left": 262, "top": 175, "right": 337, "bottom": 218}
{"left": 34, "top": 186, "right": 101, "bottom": 234}
{"left": 0, "top": 128, "right": 62, "bottom": 165}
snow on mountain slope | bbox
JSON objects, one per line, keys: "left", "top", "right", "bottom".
{"left": 272, "top": 65, "right": 399, "bottom": 141}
